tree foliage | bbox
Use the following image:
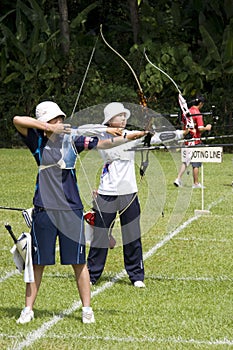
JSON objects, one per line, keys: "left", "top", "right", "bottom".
{"left": 0, "top": 0, "right": 232, "bottom": 147}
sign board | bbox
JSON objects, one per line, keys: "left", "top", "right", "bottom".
{"left": 181, "top": 147, "right": 223, "bottom": 163}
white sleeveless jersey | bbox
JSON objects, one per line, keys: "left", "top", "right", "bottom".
{"left": 97, "top": 132, "right": 139, "bottom": 195}
{"left": 77, "top": 125, "right": 183, "bottom": 196}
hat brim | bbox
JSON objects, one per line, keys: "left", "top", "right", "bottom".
{"left": 37, "top": 113, "right": 66, "bottom": 123}
{"left": 102, "top": 108, "right": 130, "bottom": 125}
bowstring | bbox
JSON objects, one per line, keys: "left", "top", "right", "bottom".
{"left": 69, "top": 36, "right": 109, "bottom": 233}
{"left": 70, "top": 35, "right": 99, "bottom": 120}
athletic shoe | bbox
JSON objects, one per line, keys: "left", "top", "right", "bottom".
{"left": 16, "top": 307, "right": 34, "bottom": 324}
{"left": 192, "top": 183, "right": 205, "bottom": 189}
{"left": 134, "top": 281, "right": 145, "bottom": 288}
{"left": 82, "top": 307, "right": 95, "bottom": 324}
{"left": 173, "top": 178, "right": 182, "bottom": 187}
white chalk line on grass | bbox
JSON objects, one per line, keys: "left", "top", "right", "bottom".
{"left": 174, "top": 236, "right": 230, "bottom": 242}
{"left": 26, "top": 333, "right": 233, "bottom": 346}
{"left": 2, "top": 271, "right": 230, "bottom": 285}
{"left": 147, "top": 274, "right": 233, "bottom": 282}
{"left": 0, "top": 246, "right": 13, "bottom": 251}
{"left": 0, "top": 270, "right": 20, "bottom": 282}
{"left": 3, "top": 332, "right": 233, "bottom": 346}
{"left": 7, "top": 196, "right": 228, "bottom": 350}
{"left": 0, "top": 247, "right": 60, "bottom": 284}
{"left": 41, "top": 271, "right": 233, "bottom": 282}
{"left": 143, "top": 215, "right": 198, "bottom": 262}
{"left": 0, "top": 244, "right": 65, "bottom": 251}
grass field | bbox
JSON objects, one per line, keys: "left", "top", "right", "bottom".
{"left": 0, "top": 148, "right": 233, "bottom": 350}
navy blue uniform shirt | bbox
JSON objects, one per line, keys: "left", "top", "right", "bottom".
{"left": 21, "top": 128, "right": 98, "bottom": 210}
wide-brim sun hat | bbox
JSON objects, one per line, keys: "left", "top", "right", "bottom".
{"left": 102, "top": 102, "right": 130, "bottom": 125}
{"left": 35, "top": 101, "right": 66, "bottom": 122}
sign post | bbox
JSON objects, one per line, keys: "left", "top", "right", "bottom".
{"left": 181, "top": 147, "right": 223, "bottom": 215}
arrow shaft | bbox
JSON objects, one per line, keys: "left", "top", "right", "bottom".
{"left": 130, "top": 143, "right": 233, "bottom": 152}
{"left": 179, "top": 134, "right": 233, "bottom": 143}
{"left": 0, "top": 206, "right": 25, "bottom": 211}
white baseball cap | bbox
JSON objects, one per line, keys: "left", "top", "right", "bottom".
{"left": 102, "top": 102, "right": 130, "bottom": 125}
{"left": 35, "top": 101, "right": 66, "bottom": 122}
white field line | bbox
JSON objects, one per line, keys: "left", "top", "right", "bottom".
{"left": 174, "top": 236, "right": 230, "bottom": 242}
{"left": 25, "top": 333, "right": 233, "bottom": 346}
{"left": 0, "top": 245, "right": 63, "bottom": 251}
{"left": 0, "top": 248, "right": 60, "bottom": 284}
{"left": 3, "top": 332, "right": 233, "bottom": 346}
{"left": 15, "top": 333, "right": 233, "bottom": 345}
{"left": 0, "top": 246, "right": 12, "bottom": 251}
{"left": 146, "top": 274, "right": 233, "bottom": 282}
{"left": 43, "top": 272, "right": 233, "bottom": 282}
{"left": 0, "top": 270, "right": 20, "bottom": 282}
{"left": 7, "top": 196, "right": 227, "bottom": 350}
{"left": 46, "top": 334, "right": 233, "bottom": 346}
{"left": 143, "top": 215, "right": 198, "bottom": 262}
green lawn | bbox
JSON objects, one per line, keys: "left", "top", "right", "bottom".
{"left": 0, "top": 148, "right": 233, "bottom": 350}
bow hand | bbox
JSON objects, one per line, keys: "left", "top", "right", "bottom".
{"left": 106, "top": 127, "right": 123, "bottom": 136}
{"left": 184, "top": 131, "right": 193, "bottom": 140}
{"left": 143, "top": 132, "right": 153, "bottom": 147}
{"left": 126, "top": 130, "right": 147, "bottom": 141}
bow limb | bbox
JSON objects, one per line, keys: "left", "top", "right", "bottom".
{"left": 144, "top": 48, "right": 193, "bottom": 123}
{"left": 144, "top": 49, "right": 181, "bottom": 94}
{"left": 100, "top": 24, "right": 147, "bottom": 108}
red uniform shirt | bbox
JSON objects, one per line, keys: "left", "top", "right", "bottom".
{"left": 182, "top": 106, "right": 204, "bottom": 145}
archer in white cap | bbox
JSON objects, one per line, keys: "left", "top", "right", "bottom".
{"left": 13, "top": 100, "right": 145, "bottom": 324}
{"left": 35, "top": 101, "right": 66, "bottom": 122}
{"left": 102, "top": 102, "right": 131, "bottom": 125}
{"left": 87, "top": 102, "right": 188, "bottom": 288}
